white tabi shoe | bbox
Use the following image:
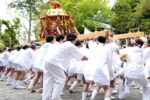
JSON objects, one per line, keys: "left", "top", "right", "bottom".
{"left": 16, "top": 85, "right": 26, "bottom": 89}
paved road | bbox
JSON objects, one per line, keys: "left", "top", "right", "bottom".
{"left": 0, "top": 81, "right": 142, "bottom": 100}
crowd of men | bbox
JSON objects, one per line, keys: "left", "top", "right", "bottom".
{"left": 0, "top": 33, "right": 150, "bottom": 100}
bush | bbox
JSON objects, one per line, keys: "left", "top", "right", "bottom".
{"left": 0, "top": 41, "right": 5, "bottom": 49}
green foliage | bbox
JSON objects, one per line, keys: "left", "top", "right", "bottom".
{"left": 133, "top": 0, "right": 150, "bottom": 34}
{"left": 9, "top": 0, "right": 41, "bottom": 14}
{"left": 9, "top": 0, "right": 112, "bottom": 35}
{"left": 9, "top": 0, "right": 44, "bottom": 41}
{"left": 1, "top": 18, "right": 20, "bottom": 47}
{"left": 9, "top": 0, "right": 149, "bottom": 36}
{"left": 139, "top": 19, "right": 150, "bottom": 34}
{"left": 110, "top": 0, "right": 150, "bottom": 34}
{"left": 0, "top": 40, "right": 5, "bottom": 49}
{"left": 116, "top": 0, "right": 139, "bottom": 9}
{"left": 59, "top": 0, "right": 111, "bottom": 33}
{"left": 110, "top": 1, "right": 134, "bottom": 33}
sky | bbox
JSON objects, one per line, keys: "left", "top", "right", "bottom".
{"left": 107, "top": 0, "right": 116, "bottom": 8}
{"left": 0, "top": 0, "right": 16, "bottom": 20}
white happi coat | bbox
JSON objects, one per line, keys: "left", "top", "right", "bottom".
{"left": 45, "top": 41, "right": 84, "bottom": 72}
{"left": 88, "top": 40, "right": 97, "bottom": 50}
{"left": 8, "top": 50, "right": 16, "bottom": 62}
{"left": 14, "top": 48, "right": 35, "bottom": 69}
{"left": 34, "top": 43, "right": 53, "bottom": 71}
{"left": 144, "top": 47, "right": 150, "bottom": 67}
{"left": 69, "top": 46, "right": 89, "bottom": 74}
{"left": 84, "top": 43, "right": 111, "bottom": 86}
{"left": 143, "top": 47, "right": 150, "bottom": 78}
{"left": 118, "top": 46, "right": 150, "bottom": 100}
{"left": 88, "top": 40, "right": 98, "bottom": 54}
{"left": 8, "top": 50, "right": 16, "bottom": 68}
{"left": 0, "top": 53, "right": 3, "bottom": 66}
{"left": 46, "top": 42, "right": 62, "bottom": 55}
{"left": 9, "top": 50, "right": 21, "bottom": 67}
{"left": 106, "top": 43, "right": 119, "bottom": 80}
{"left": 0, "top": 51, "right": 10, "bottom": 67}
{"left": 114, "top": 48, "right": 130, "bottom": 77}
{"left": 124, "top": 46, "right": 146, "bottom": 79}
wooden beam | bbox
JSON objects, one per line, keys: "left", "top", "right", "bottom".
{"left": 36, "top": 31, "right": 146, "bottom": 44}
{"left": 77, "top": 30, "right": 109, "bottom": 40}
{"left": 77, "top": 31, "right": 145, "bottom": 40}
{"left": 115, "top": 32, "right": 145, "bottom": 39}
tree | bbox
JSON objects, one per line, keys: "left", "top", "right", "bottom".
{"left": 0, "top": 40, "right": 5, "bottom": 49}
{"left": 133, "top": 0, "right": 150, "bottom": 34}
{"left": 9, "top": 0, "right": 112, "bottom": 37}
{"left": 110, "top": 1, "right": 134, "bottom": 33}
{"left": 9, "top": 0, "right": 43, "bottom": 42}
{"left": 59, "top": 0, "right": 111, "bottom": 32}
{"left": 111, "top": 0, "right": 150, "bottom": 34}
{"left": 1, "top": 18, "right": 21, "bottom": 47}
{"left": 29, "top": 0, "right": 112, "bottom": 35}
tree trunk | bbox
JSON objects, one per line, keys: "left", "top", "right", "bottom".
{"left": 28, "top": 0, "right": 32, "bottom": 42}
{"left": 28, "top": 12, "right": 32, "bottom": 42}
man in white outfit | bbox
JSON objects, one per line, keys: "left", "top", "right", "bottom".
{"left": 13, "top": 45, "right": 36, "bottom": 89}
{"left": 0, "top": 50, "right": 4, "bottom": 77}
{"left": 29, "top": 35, "right": 55, "bottom": 91}
{"left": 118, "top": 39, "right": 150, "bottom": 100}
{"left": 83, "top": 36, "right": 112, "bottom": 100}
{"left": 42, "top": 34, "right": 88, "bottom": 100}
{"left": 0, "top": 49, "right": 11, "bottom": 81}
{"left": 143, "top": 39, "right": 150, "bottom": 79}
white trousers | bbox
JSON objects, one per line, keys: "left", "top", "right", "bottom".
{"left": 42, "top": 62, "right": 66, "bottom": 100}
{"left": 119, "top": 76, "right": 150, "bottom": 100}
{"left": 144, "top": 67, "right": 150, "bottom": 79}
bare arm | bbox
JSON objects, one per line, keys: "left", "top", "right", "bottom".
{"left": 56, "top": 26, "right": 61, "bottom": 35}
{"left": 73, "top": 27, "right": 80, "bottom": 35}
